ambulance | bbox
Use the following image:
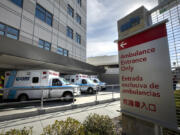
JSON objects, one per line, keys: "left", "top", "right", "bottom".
{"left": 89, "top": 76, "right": 106, "bottom": 90}
{"left": 64, "top": 74, "right": 99, "bottom": 94}
{"left": 3, "top": 70, "right": 80, "bottom": 101}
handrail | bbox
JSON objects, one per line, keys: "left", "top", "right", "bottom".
{"left": 0, "top": 84, "right": 120, "bottom": 108}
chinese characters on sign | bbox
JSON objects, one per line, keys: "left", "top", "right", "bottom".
{"left": 118, "top": 22, "right": 177, "bottom": 129}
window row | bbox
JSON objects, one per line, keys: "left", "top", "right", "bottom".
{"left": 67, "top": 0, "right": 82, "bottom": 18}
{"left": 66, "top": 26, "right": 81, "bottom": 44}
{"left": 76, "top": 33, "right": 81, "bottom": 44}
{"left": 0, "top": 21, "right": 73, "bottom": 55}
{"left": 77, "top": 0, "right": 82, "bottom": 7}
{"left": 35, "top": 4, "right": 53, "bottom": 26}
{"left": 10, "top": 0, "right": 23, "bottom": 8}
{"left": 10, "top": 0, "right": 82, "bottom": 28}
{"left": 38, "top": 39, "right": 51, "bottom": 51}
{"left": 38, "top": 39, "right": 69, "bottom": 57}
{"left": 10, "top": 0, "right": 53, "bottom": 26}
{"left": 0, "top": 23, "right": 19, "bottom": 40}
{"left": 57, "top": 47, "right": 68, "bottom": 56}
{"left": 8, "top": 0, "right": 82, "bottom": 46}
{"left": 67, "top": 5, "right": 82, "bottom": 25}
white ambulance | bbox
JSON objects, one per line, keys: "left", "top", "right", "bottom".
{"left": 3, "top": 70, "right": 80, "bottom": 101}
{"left": 89, "top": 76, "right": 106, "bottom": 91}
{"left": 64, "top": 74, "right": 99, "bottom": 94}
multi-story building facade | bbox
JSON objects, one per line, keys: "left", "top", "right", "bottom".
{"left": 0, "top": 0, "right": 87, "bottom": 62}
{"left": 151, "top": 0, "right": 180, "bottom": 67}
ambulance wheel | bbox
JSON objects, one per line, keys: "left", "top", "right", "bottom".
{"left": 18, "top": 94, "right": 28, "bottom": 102}
{"left": 88, "top": 88, "right": 94, "bottom": 94}
{"left": 63, "top": 92, "right": 73, "bottom": 102}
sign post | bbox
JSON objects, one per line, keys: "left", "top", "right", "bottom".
{"left": 118, "top": 21, "right": 177, "bottom": 134}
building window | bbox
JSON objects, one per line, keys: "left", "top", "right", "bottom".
{"left": 57, "top": 47, "right": 63, "bottom": 55}
{"left": 64, "top": 49, "right": 68, "bottom": 56}
{"left": 76, "top": 33, "right": 81, "bottom": 44}
{"left": 76, "top": 13, "right": 81, "bottom": 25}
{"left": 35, "top": 4, "right": 53, "bottom": 26}
{"left": 67, "top": 4, "right": 74, "bottom": 18}
{"left": 57, "top": 47, "right": 69, "bottom": 56}
{"left": 66, "top": 26, "right": 73, "bottom": 39}
{"left": 10, "top": 0, "right": 23, "bottom": 8}
{"left": 0, "top": 22, "right": 19, "bottom": 40}
{"left": 38, "top": 39, "right": 51, "bottom": 51}
{"left": 77, "top": 0, "right": 81, "bottom": 6}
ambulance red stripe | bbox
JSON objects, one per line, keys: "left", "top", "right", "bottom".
{"left": 118, "top": 23, "right": 167, "bottom": 51}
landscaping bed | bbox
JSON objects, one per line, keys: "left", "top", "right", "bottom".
{"left": 0, "top": 114, "right": 122, "bottom": 135}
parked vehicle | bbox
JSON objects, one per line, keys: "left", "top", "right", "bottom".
{"left": 3, "top": 70, "right": 80, "bottom": 101}
{"left": 89, "top": 76, "right": 106, "bottom": 90}
{"left": 64, "top": 74, "right": 99, "bottom": 94}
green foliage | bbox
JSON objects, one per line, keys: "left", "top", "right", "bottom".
{"left": 1, "top": 114, "right": 117, "bottom": 135}
{"left": 41, "top": 117, "right": 84, "bottom": 135}
{"left": 163, "top": 90, "right": 180, "bottom": 134}
{"left": 83, "top": 113, "right": 115, "bottom": 135}
{"left": 0, "top": 127, "right": 33, "bottom": 135}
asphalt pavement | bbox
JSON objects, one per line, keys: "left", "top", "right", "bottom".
{"left": 0, "top": 101, "right": 121, "bottom": 135}
{"left": 0, "top": 87, "right": 120, "bottom": 122}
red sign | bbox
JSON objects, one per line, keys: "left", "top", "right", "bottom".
{"left": 118, "top": 22, "right": 177, "bottom": 129}
{"left": 118, "top": 23, "right": 167, "bottom": 51}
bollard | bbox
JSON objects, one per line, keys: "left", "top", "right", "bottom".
{"left": 112, "top": 85, "right": 114, "bottom": 100}
{"left": 41, "top": 90, "right": 44, "bottom": 109}
{"left": 95, "top": 89, "right": 97, "bottom": 102}
{"left": 72, "top": 88, "right": 75, "bottom": 105}
{"left": 154, "top": 124, "right": 162, "bottom": 135}
{"left": 72, "top": 87, "right": 77, "bottom": 109}
{"left": 95, "top": 86, "right": 98, "bottom": 103}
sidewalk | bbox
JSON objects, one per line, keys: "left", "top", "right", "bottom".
{"left": 0, "top": 101, "right": 121, "bottom": 135}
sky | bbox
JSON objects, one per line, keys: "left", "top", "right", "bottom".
{"left": 87, "top": 0, "right": 158, "bottom": 58}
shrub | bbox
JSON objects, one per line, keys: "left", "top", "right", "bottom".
{"left": 41, "top": 117, "right": 84, "bottom": 135}
{"left": 83, "top": 113, "right": 115, "bottom": 135}
{"left": 0, "top": 114, "right": 118, "bottom": 135}
{"left": 0, "top": 127, "right": 33, "bottom": 135}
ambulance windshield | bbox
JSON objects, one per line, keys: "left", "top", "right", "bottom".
{"left": 95, "top": 79, "right": 100, "bottom": 83}
{"left": 60, "top": 77, "right": 70, "bottom": 85}
{"left": 87, "top": 79, "right": 94, "bottom": 84}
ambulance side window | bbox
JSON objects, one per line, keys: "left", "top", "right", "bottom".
{"left": 52, "top": 79, "right": 62, "bottom": 86}
{"left": 32, "top": 77, "right": 39, "bottom": 83}
{"left": 71, "top": 79, "right": 74, "bottom": 83}
{"left": 82, "top": 79, "right": 87, "bottom": 84}
{"left": 94, "top": 79, "right": 98, "bottom": 83}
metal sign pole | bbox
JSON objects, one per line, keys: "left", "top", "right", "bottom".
{"left": 154, "top": 124, "right": 161, "bottom": 135}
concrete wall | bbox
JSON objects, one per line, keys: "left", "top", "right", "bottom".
{"left": 99, "top": 74, "right": 119, "bottom": 85}
{"left": 87, "top": 55, "right": 118, "bottom": 66}
{"left": 105, "top": 68, "right": 119, "bottom": 74}
{"left": 0, "top": 0, "right": 86, "bottom": 62}
{"left": 87, "top": 55, "right": 119, "bottom": 84}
